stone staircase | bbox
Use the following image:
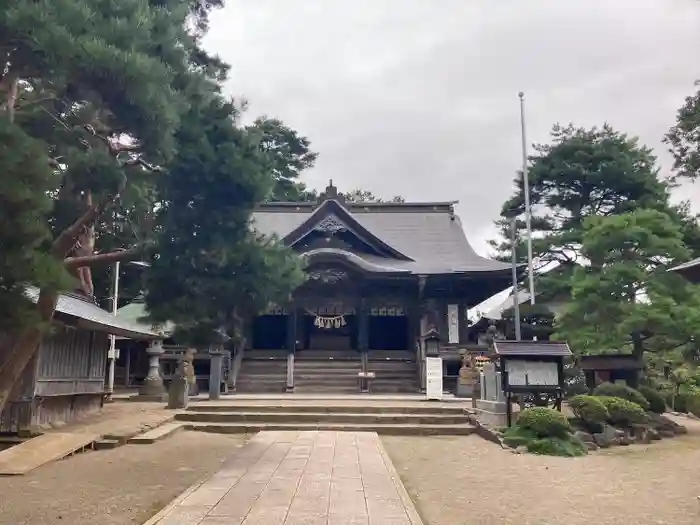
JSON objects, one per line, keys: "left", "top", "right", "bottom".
{"left": 293, "top": 350, "right": 361, "bottom": 394}
{"left": 175, "top": 401, "right": 476, "bottom": 436}
{"left": 235, "top": 354, "right": 287, "bottom": 393}
{"left": 367, "top": 352, "right": 418, "bottom": 394}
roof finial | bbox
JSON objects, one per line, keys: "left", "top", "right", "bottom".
{"left": 317, "top": 178, "right": 344, "bottom": 204}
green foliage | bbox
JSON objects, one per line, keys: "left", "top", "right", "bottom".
{"left": 686, "top": 392, "right": 700, "bottom": 417}
{"left": 666, "top": 83, "right": 700, "bottom": 182}
{"left": 666, "top": 391, "right": 690, "bottom": 413}
{"left": 592, "top": 382, "right": 650, "bottom": 411}
{"left": 0, "top": 120, "right": 70, "bottom": 330}
{"left": 526, "top": 436, "right": 587, "bottom": 458}
{"left": 598, "top": 396, "right": 648, "bottom": 426}
{"left": 516, "top": 407, "right": 572, "bottom": 438}
{"left": 503, "top": 423, "right": 586, "bottom": 457}
{"left": 488, "top": 124, "right": 700, "bottom": 352}
{"left": 502, "top": 425, "right": 537, "bottom": 448}
{"left": 489, "top": 124, "right": 668, "bottom": 278}
{"left": 569, "top": 395, "right": 610, "bottom": 425}
{"left": 0, "top": 0, "right": 225, "bottom": 309}
{"left": 247, "top": 117, "right": 318, "bottom": 202}
{"left": 554, "top": 209, "right": 700, "bottom": 357}
{"left": 145, "top": 97, "right": 306, "bottom": 347}
{"left": 638, "top": 386, "right": 667, "bottom": 414}
{"left": 342, "top": 189, "right": 405, "bottom": 203}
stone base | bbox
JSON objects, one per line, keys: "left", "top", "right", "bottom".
{"left": 455, "top": 382, "right": 476, "bottom": 398}
{"left": 140, "top": 377, "right": 166, "bottom": 397}
{"left": 474, "top": 399, "right": 508, "bottom": 427}
{"left": 132, "top": 393, "right": 168, "bottom": 402}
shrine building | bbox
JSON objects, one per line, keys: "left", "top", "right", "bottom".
{"left": 230, "top": 181, "right": 517, "bottom": 394}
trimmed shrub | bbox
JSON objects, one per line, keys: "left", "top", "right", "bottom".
{"left": 665, "top": 391, "right": 689, "bottom": 413}
{"left": 686, "top": 393, "right": 700, "bottom": 417}
{"left": 527, "top": 436, "right": 587, "bottom": 457}
{"left": 593, "top": 382, "right": 650, "bottom": 411}
{"left": 502, "top": 425, "right": 537, "bottom": 449}
{"left": 517, "top": 407, "right": 572, "bottom": 438}
{"left": 569, "top": 395, "right": 609, "bottom": 426}
{"left": 638, "top": 386, "right": 666, "bottom": 414}
{"left": 598, "top": 396, "right": 647, "bottom": 426}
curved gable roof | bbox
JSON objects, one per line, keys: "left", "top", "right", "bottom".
{"left": 283, "top": 198, "right": 413, "bottom": 261}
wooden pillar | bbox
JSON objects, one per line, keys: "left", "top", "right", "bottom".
{"left": 124, "top": 345, "right": 131, "bottom": 387}
{"left": 286, "top": 306, "right": 296, "bottom": 392}
{"left": 358, "top": 299, "right": 369, "bottom": 353}
{"left": 458, "top": 304, "right": 470, "bottom": 344}
{"left": 286, "top": 307, "right": 297, "bottom": 353}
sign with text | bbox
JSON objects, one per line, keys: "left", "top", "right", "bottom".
{"left": 505, "top": 360, "right": 559, "bottom": 387}
{"left": 426, "top": 356, "right": 444, "bottom": 401}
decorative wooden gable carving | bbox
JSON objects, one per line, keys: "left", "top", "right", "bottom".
{"left": 283, "top": 185, "right": 413, "bottom": 262}
{"left": 314, "top": 214, "right": 348, "bottom": 235}
{"left": 306, "top": 267, "right": 348, "bottom": 284}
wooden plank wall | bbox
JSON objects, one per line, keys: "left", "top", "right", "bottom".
{"left": 35, "top": 326, "right": 108, "bottom": 396}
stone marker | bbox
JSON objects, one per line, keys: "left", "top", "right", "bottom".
{"left": 167, "top": 351, "right": 192, "bottom": 409}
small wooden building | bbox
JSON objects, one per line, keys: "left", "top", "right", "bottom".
{"left": 0, "top": 288, "right": 160, "bottom": 434}
{"left": 578, "top": 354, "right": 643, "bottom": 390}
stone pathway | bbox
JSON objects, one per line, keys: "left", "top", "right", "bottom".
{"left": 147, "top": 431, "right": 423, "bottom": 525}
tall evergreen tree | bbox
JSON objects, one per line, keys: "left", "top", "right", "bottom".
{"left": 145, "top": 97, "right": 305, "bottom": 347}
{"left": 488, "top": 124, "right": 695, "bottom": 300}
{"left": 666, "top": 81, "right": 700, "bottom": 182}
{"left": 0, "top": 0, "right": 228, "bottom": 411}
{"left": 554, "top": 209, "right": 700, "bottom": 359}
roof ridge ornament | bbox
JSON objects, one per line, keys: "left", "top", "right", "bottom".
{"left": 317, "top": 179, "right": 346, "bottom": 205}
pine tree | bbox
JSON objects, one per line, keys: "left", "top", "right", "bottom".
{"left": 145, "top": 97, "right": 305, "bottom": 347}
{"left": 0, "top": 0, "right": 227, "bottom": 411}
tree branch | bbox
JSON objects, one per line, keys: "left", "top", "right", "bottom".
{"left": 64, "top": 247, "right": 144, "bottom": 269}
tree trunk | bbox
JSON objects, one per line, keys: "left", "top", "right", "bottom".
{"left": 0, "top": 289, "right": 58, "bottom": 413}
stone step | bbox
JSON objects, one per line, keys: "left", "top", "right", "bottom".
{"left": 128, "top": 422, "right": 185, "bottom": 444}
{"left": 184, "top": 421, "right": 476, "bottom": 436}
{"left": 237, "top": 374, "right": 289, "bottom": 381}
{"left": 186, "top": 404, "right": 466, "bottom": 415}
{"left": 176, "top": 411, "right": 470, "bottom": 425}
{"left": 294, "top": 383, "right": 360, "bottom": 394}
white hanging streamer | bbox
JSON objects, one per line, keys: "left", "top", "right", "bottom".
{"left": 313, "top": 315, "right": 347, "bottom": 330}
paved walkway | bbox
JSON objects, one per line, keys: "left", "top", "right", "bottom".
{"left": 147, "top": 431, "right": 423, "bottom": 525}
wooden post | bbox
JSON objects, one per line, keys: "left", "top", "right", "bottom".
{"left": 124, "top": 345, "right": 131, "bottom": 387}
{"left": 208, "top": 346, "right": 225, "bottom": 400}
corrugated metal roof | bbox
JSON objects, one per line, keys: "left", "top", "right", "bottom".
{"left": 115, "top": 301, "right": 175, "bottom": 339}
{"left": 252, "top": 200, "right": 512, "bottom": 275}
{"left": 493, "top": 340, "right": 572, "bottom": 357}
{"left": 25, "top": 287, "right": 162, "bottom": 340}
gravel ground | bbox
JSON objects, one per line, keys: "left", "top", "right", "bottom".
{"left": 384, "top": 416, "right": 700, "bottom": 525}
{"left": 0, "top": 432, "right": 249, "bottom": 525}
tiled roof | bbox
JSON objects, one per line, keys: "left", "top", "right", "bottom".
{"left": 252, "top": 199, "right": 513, "bottom": 275}
{"left": 25, "top": 287, "right": 162, "bottom": 340}
{"left": 493, "top": 340, "right": 572, "bottom": 357}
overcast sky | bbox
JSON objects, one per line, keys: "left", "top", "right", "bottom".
{"left": 205, "top": 0, "right": 700, "bottom": 257}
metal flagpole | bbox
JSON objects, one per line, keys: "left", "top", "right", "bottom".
{"left": 511, "top": 217, "right": 522, "bottom": 341}
{"left": 519, "top": 92, "right": 535, "bottom": 305}
{"left": 106, "top": 260, "right": 120, "bottom": 399}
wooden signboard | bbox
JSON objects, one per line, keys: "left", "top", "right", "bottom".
{"left": 425, "top": 356, "right": 443, "bottom": 401}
